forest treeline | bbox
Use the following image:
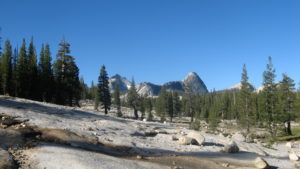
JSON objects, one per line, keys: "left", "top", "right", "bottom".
{"left": 0, "top": 37, "right": 81, "bottom": 106}
{"left": 1, "top": 35, "right": 299, "bottom": 137}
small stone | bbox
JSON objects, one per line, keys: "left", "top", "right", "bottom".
{"left": 143, "top": 118, "right": 147, "bottom": 122}
{"left": 289, "top": 152, "right": 299, "bottom": 161}
{"left": 254, "top": 157, "right": 269, "bottom": 169}
{"left": 221, "top": 163, "right": 229, "bottom": 167}
{"left": 172, "top": 135, "right": 178, "bottom": 141}
{"left": 136, "top": 155, "right": 143, "bottom": 160}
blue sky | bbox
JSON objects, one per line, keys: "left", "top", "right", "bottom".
{"left": 1, "top": 0, "right": 300, "bottom": 90}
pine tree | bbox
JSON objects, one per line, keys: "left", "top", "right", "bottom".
{"left": 17, "top": 39, "right": 29, "bottom": 98}
{"left": 172, "top": 91, "right": 181, "bottom": 119}
{"left": 113, "top": 84, "right": 122, "bottom": 117}
{"left": 145, "top": 97, "right": 153, "bottom": 121}
{"left": 53, "top": 39, "right": 81, "bottom": 106}
{"left": 139, "top": 96, "right": 146, "bottom": 120}
{"left": 97, "top": 65, "right": 111, "bottom": 114}
{"left": 38, "top": 44, "right": 54, "bottom": 102}
{"left": 262, "top": 56, "right": 277, "bottom": 136}
{"left": 0, "top": 40, "right": 13, "bottom": 95}
{"left": 127, "top": 78, "right": 139, "bottom": 119}
{"left": 11, "top": 48, "right": 18, "bottom": 96}
{"left": 238, "top": 64, "right": 253, "bottom": 133}
{"left": 167, "top": 92, "right": 174, "bottom": 122}
{"left": 90, "top": 80, "right": 98, "bottom": 100}
{"left": 0, "top": 29, "right": 2, "bottom": 94}
{"left": 183, "top": 85, "right": 195, "bottom": 122}
{"left": 155, "top": 88, "right": 167, "bottom": 122}
{"left": 27, "top": 38, "right": 38, "bottom": 100}
{"left": 278, "top": 73, "right": 295, "bottom": 135}
{"left": 208, "top": 91, "right": 219, "bottom": 130}
{"left": 80, "top": 77, "right": 88, "bottom": 100}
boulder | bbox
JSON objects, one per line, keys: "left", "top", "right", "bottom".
{"left": 289, "top": 152, "right": 299, "bottom": 161}
{"left": 144, "top": 130, "right": 157, "bottom": 136}
{"left": 232, "top": 132, "right": 245, "bottom": 142}
{"left": 223, "top": 141, "right": 239, "bottom": 153}
{"left": 254, "top": 157, "right": 269, "bottom": 169}
{"left": 187, "top": 131, "right": 205, "bottom": 145}
{"left": 286, "top": 142, "right": 293, "bottom": 148}
{"left": 178, "top": 136, "right": 198, "bottom": 145}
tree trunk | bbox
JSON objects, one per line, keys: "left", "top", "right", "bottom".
{"left": 104, "top": 106, "right": 108, "bottom": 115}
{"left": 134, "top": 108, "right": 138, "bottom": 119}
{"left": 286, "top": 121, "right": 292, "bottom": 135}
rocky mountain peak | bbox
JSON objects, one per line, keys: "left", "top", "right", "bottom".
{"left": 183, "top": 72, "right": 198, "bottom": 81}
{"left": 108, "top": 74, "right": 131, "bottom": 92}
{"left": 182, "top": 72, "right": 208, "bottom": 95}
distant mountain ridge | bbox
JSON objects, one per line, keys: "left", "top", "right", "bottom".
{"left": 216, "top": 82, "right": 256, "bottom": 93}
{"left": 108, "top": 72, "right": 208, "bottom": 96}
{"left": 226, "top": 82, "right": 256, "bottom": 92}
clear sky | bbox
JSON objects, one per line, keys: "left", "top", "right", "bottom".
{"left": 1, "top": 0, "right": 300, "bottom": 90}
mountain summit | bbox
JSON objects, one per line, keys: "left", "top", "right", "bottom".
{"left": 108, "top": 72, "right": 208, "bottom": 96}
{"left": 108, "top": 74, "right": 131, "bottom": 92}
{"left": 183, "top": 72, "right": 208, "bottom": 94}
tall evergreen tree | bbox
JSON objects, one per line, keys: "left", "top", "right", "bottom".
{"left": 11, "top": 48, "right": 18, "bottom": 96}
{"left": 183, "top": 85, "right": 196, "bottom": 122}
{"left": 172, "top": 91, "right": 181, "bottom": 119}
{"left": 113, "top": 83, "right": 122, "bottom": 117}
{"left": 155, "top": 88, "right": 168, "bottom": 122}
{"left": 17, "top": 39, "right": 29, "bottom": 98}
{"left": 139, "top": 96, "right": 146, "bottom": 120}
{"left": 80, "top": 77, "right": 88, "bottom": 100}
{"left": 278, "top": 73, "right": 295, "bottom": 135}
{"left": 167, "top": 92, "right": 174, "bottom": 122}
{"left": 27, "top": 38, "right": 38, "bottom": 100}
{"left": 145, "top": 97, "right": 153, "bottom": 121}
{"left": 38, "top": 44, "right": 54, "bottom": 102}
{"left": 90, "top": 80, "right": 97, "bottom": 100}
{"left": 97, "top": 65, "right": 111, "bottom": 114}
{"left": 238, "top": 64, "right": 252, "bottom": 133}
{"left": 262, "top": 56, "right": 277, "bottom": 136}
{"left": 127, "top": 78, "right": 139, "bottom": 119}
{"left": 0, "top": 40, "right": 13, "bottom": 95}
{"left": 53, "top": 39, "right": 81, "bottom": 106}
{"left": 0, "top": 28, "right": 2, "bottom": 93}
